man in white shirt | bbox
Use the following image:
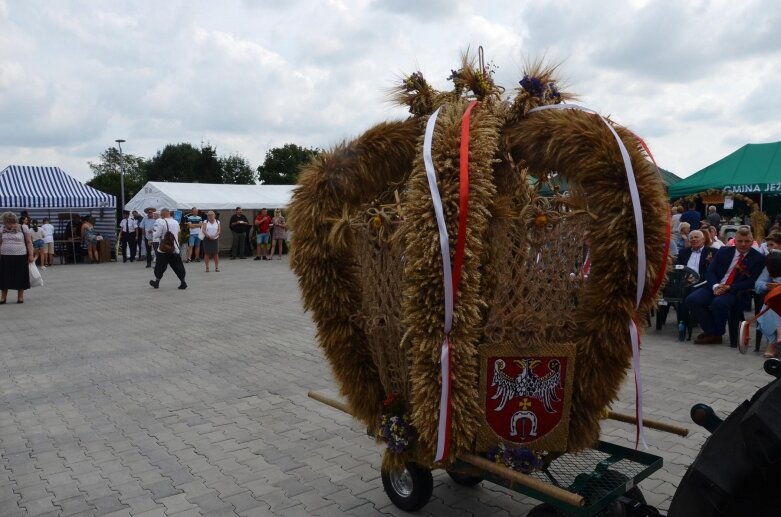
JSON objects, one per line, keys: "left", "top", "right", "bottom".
{"left": 119, "top": 210, "right": 138, "bottom": 263}
{"left": 150, "top": 208, "right": 187, "bottom": 290}
{"left": 41, "top": 217, "right": 55, "bottom": 267}
{"left": 671, "top": 230, "right": 714, "bottom": 331}
{"left": 140, "top": 209, "right": 157, "bottom": 268}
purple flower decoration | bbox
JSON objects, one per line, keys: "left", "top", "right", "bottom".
{"left": 487, "top": 443, "right": 541, "bottom": 474}
{"left": 377, "top": 410, "right": 416, "bottom": 455}
{"left": 520, "top": 75, "right": 561, "bottom": 102}
{"left": 520, "top": 75, "right": 544, "bottom": 97}
{"left": 403, "top": 72, "right": 428, "bottom": 92}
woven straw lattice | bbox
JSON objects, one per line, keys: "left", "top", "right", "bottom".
{"left": 352, "top": 209, "right": 410, "bottom": 402}
{"left": 483, "top": 205, "right": 590, "bottom": 347}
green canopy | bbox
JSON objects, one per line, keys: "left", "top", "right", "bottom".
{"left": 668, "top": 142, "right": 781, "bottom": 198}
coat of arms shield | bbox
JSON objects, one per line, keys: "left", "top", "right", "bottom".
{"left": 477, "top": 343, "right": 576, "bottom": 452}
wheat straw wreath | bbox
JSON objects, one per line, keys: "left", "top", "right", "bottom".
{"left": 289, "top": 53, "right": 668, "bottom": 469}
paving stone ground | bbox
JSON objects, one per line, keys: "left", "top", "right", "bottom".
{"left": 0, "top": 257, "right": 774, "bottom": 516}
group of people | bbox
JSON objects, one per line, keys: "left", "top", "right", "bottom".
{"left": 666, "top": 202, "right": 781, "bottom": 353}
{"left": 114, "top": 206, "right": 286, "bottom": 290}
{"left": 227, "top": 207, "right": 287, "bottom": 261}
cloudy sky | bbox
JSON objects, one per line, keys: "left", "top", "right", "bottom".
{"left": 1, "top": 0, "right": 779, "bottom": 182}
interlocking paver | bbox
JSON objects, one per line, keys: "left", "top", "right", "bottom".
{"left": 1, "top": 258, "right": 776, "bottom": 515}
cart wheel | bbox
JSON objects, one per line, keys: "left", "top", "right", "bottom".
{"left": 446, "top": 469, "right": 484, "bottom": 487}
{"left": 527, "top": 503, "right": 565, "bottom": 516}
{"left": 623, "top": 485, "right": 646, "bottom": 505}
{"left": 381, "top": 463, "right": 433, "bottom": 512}
{"left": 738, "top": 321, "right": 750, "bottom": 354}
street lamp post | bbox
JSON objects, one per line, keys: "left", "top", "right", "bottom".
{"left": 115, "top": 139, "right": 126, "bottom": 213}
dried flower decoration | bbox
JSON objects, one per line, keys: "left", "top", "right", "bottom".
{"left": 377, "top": 394, "right": 416, "bottom": 455}
{"left": 447, "top": 60, "right": 502, "bottom": 101}
{"left": 519, "top": 74, "right": 561, "bottom": 103}
{"left": 393, "top": 71, "right": 437, "bottom": 116}
{"left": 486, "top": 443, "right": 542, "bottom": 474}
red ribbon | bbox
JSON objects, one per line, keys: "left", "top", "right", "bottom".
{"left": 452, "top": 100, "right": 478, "bottom": 301}
{"left": 436, "top": 100, "right": 477, "bottom": 462}
{"left": 633, "top": 134, "right": 671, "bottom": 300}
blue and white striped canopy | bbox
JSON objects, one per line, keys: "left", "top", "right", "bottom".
{"left": 0, "top": 165, "right": 115, "bottom": 209}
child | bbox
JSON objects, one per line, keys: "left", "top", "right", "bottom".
{"left": 755, "top": 249, "right": 781, "bottom": 357}
{"left": 29, "top": 219, "right": 46, "bottom": 269}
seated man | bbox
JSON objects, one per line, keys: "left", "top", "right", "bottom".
{"left": 673, "top": 230, "right": 715, "bottom": 327}
{"left": 676, "top": 230, "right": 715, "bottom": 277}
{"left": 686, "top": 226, "right": 765, "bottom": 345}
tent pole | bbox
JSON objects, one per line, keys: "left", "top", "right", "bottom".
{"left": 70, "top": 207, "right": 76, "bottom": 265}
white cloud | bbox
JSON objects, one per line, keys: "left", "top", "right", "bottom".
{"left": 0, "top": 0, "right": 779, "bottom": 184}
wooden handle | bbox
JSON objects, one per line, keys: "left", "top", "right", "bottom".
{"left": 307, "top": 391, "right": 353, "bottom": 415}
{"left": 459, "top": 453, "right": 585, "bottom": 508}
{"left": 607, "top": 411, "right": 689, "bottom": 437}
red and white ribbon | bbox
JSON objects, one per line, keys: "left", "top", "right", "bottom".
{"left": 632, "top": 134, "right": 672, "bottom": 300}
{"left": 423, "top": 101, "right": 478, "bottom": 463}
{"left": 422, "top": 107, "right": 454, "bottom": 462}
{"left": 529, "top": 104, "right": 649, "bottom": 448}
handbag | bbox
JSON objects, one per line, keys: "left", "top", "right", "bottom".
{"left": 158, "top": 220, "right": 177, "bottom": 254}
{"left": 29, "top": 262, "right": 43, "bottom": 288}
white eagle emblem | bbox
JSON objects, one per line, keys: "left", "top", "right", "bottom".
{"left": 491, "top": 358, "right": 562, "bottom": 413}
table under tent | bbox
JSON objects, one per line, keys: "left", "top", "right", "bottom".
{"left": 0, "top": 165, "right": 116, "bottom": 263}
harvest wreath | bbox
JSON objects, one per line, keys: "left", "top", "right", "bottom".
{"left": 289, "top": 51, "right": 669, "bottom": 470}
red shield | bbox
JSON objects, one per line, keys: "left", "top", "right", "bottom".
{"left": 485, "top": 356, "right": 567, "bottom": 444}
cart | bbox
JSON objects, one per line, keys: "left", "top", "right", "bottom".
{"left": 290, "top": 53, "right": 676, "bottom": 516}
{"left": 309, "top": 391, "right": 688, "bottom": 516}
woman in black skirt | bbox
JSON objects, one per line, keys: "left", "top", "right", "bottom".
{"left": 200, "top": 210, "right": 221, "bottom": 272}
{"left": 0, "top": 212, "right": 34, "bottom": 304}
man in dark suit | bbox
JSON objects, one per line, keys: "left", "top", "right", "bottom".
{"left": 676, "top": 230, "right": 715, "bottom": 277}
{"left": 686, "top": 226, "right": 765, "bottom": 344}
{"left": 680, "top": 201, "right": 702, "bottom": 230}
{"left": 673, "top": 230, "right": 716, "bottom": 328}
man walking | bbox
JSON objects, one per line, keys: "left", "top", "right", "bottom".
{"left": 229, "top": 207, "right": 250, "bottom": 259}
{"left": 149, "top": 208, "right": 187, "bottom": 290}
{"left": 254, "top": 208, "right": 272, "bottom": 260}
{"left": 119, "top": 210, "right": 138, "bottom": 263}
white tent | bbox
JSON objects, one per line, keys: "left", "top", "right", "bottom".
{"left": 125, "top": 182, "right": 294, "bottom": 212}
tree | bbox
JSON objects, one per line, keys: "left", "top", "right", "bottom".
{"left": 257, "top": 144, "right": 319, "bottom": 184}
{"left": 220, "top": 154, "right": 257, "bottom": 184}
{"left": 146, "top": 143, "right": 222, "bottom": 184}
{"left": 86, "top": 147, "right": 148, "bottom": 216}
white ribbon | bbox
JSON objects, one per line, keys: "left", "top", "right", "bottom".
{"left": 529, "top": 104, "right": 648, "bottom": 448}
{"left": 422, "top": 107, "right": 454, "bottom": 462}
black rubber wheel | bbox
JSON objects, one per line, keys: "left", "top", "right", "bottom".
{"left": 527, "top": 503, "right": 566, "bottom": 516}
{"left": 381, "top": 463, "right": 433, "bottom": 512}
{"left": 446, "top": 469, "right": 484, "bottom": 487}
{"left": 624, "top": 486, "right": 646, "bottom": 505}
{"left": 527, "top": 488, "right": 648, "bottom": 517}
